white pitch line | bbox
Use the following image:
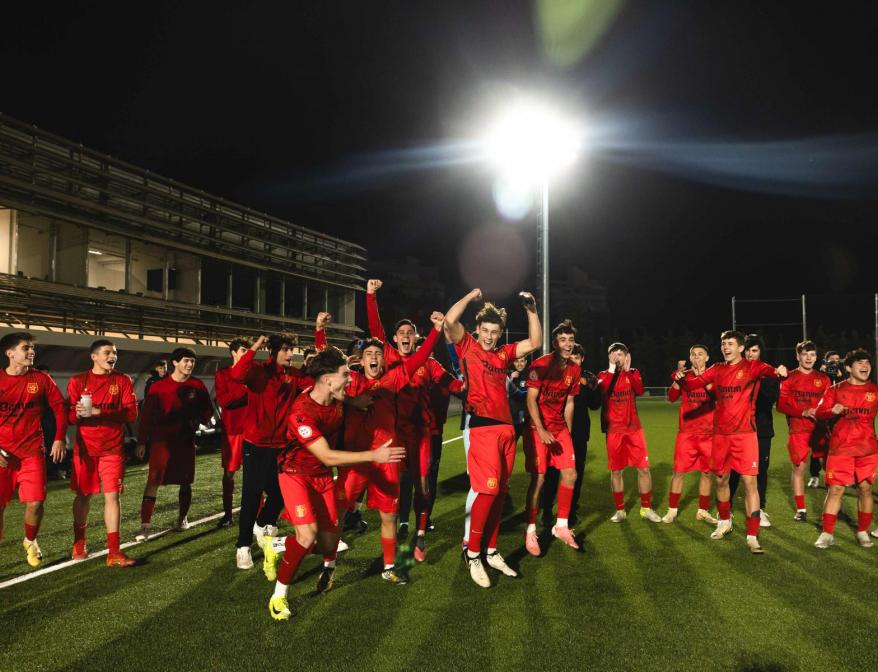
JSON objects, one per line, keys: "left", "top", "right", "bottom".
{"left": 0, "top": 507, "right": 241, "bottom": 590}
{"left": 442, "top": 435, "right": 463, "bottom": 445}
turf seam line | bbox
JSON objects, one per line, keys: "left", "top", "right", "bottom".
{"left": 0, "top": 506, "right": 241, "bottom": 590}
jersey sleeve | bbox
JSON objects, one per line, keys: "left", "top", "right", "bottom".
{"left": 629, "top": 369, "right": 644, "bottom": 396}
{"left": 667, "top": 371, "right": 682, "bottom": 403}
{"left": 815, "top": 385, "right": 838, "bottom": 421}
{"left": 288, "top": 408, "right": 324, "bottom": 447}
{"left": 314, "top": 328, "right": 328, "bottom": 352}
{"left": 44, "top": 375, "right": 68, "bottom": 441}
{"left": 684, "top": 364, "right": 716, "bottom": 390}
{"left": 525, "top": 359, "right": 546, "bottom": 391}
{"left": 404, "top": 328, "right": 440, "bottom": 376}
{"left": 67, "top": 376, "right": 82, "bottom": 425}
{"left": 776, "top": 377, "right": 801, "bottom": 417}
{"left": 366, "top": 293, "right": 388, "bottom": 344}
{"left": 137, "top": 387, "right": 160, "bottom": 444}
{"left": 502, "top": 343, "right": 519, "bottom": 362}
{"left": 215, "top": 370, "right": 248, "bottom": 410}
{"left": 454, "top": 332, "right": 475, "bottom": 360}
{"left": 230, "top": 348, "right": 260, "bottom": 388}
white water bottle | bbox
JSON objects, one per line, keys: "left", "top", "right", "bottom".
{"left": 80, "top": 393, "right": 93, "bottom": 418}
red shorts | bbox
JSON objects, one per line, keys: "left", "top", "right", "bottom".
{"left": 221, "top": 432, "right": 244, "bottom": 472}
{"left": 148, "top": 440, "right": 195, "bottom": 486}
{"left": 787, "top": 432, "right": 812, "bottom": 466}
{"left": 0, "top": 453, "right": 46, "bottom": 506}
{"left": 606, "top": 430, "right": 650, "bottom": 471}
{"left": 70, "top": 452, "right": 125, "bottom": 495}
{"left": 673, "top": 433, "right": 712, "bottom": 474}
{"left": 399, "top": 427, "right": 431, "bottom": 479}
{"left": 712, "top": 433, "right": 758, "bottom": 476}
{"left": 336, "top": 461, "right": 400, "bottom": 514}
{"left": 468, "top": 425, "right": 516, "bottom": 494}
{"left": 279, "top": 472, "right": 338, "bottom": 530}
{"left": 524, "top": 426, "right": 576, "bottom": 474}
{"left": 825, "top": 453, "right": 878, "bottom": 487}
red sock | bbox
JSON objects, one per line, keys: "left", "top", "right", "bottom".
{"left": 794, "top": 495, "right": 806, "bottom": 511}
{"left": 487, "top": 491, "right": 506, "bottom": 548}
{"left": 557, "top": 484, "right": 574, "bottom": 519}
{"left": 822, "top": 513, "right": 837, "bottom": 534}
{"left": 668, "top": 492, "right": 681, "bottom": 509}
{"left": 277, "top": 537, "right": 312, "bottom": 585}
{"left": 613, "top": 491, "right": 625, "bottom": 511}
{"left": 140, "top": 496, "right": 156, "bottom": 524}
{"left": 178, "top": 487, "right": 192, "bottom": 519}
{"left": 526, "top": 506, "right": 538, "bottom": 525}
{"left": 73, "top": 523, "right": 87, "bottom": 544}
{"left": 381, "top": 536, "right": 396, "bottom": 566}
{"left": 858, "top": 511, "right": 873, "bottom": 533}
{"left": 107, "top": 531, "right": 120, "bottom": 554}
{"left": 717, "top": 500, "right": 731, "bottom": 521}
{"left": 640, "top": 491, "right": 652, "bottom": 509}
{"left": 467, "top": 493, "right": 495, "bottom": 553}
{"left": 222, "top": 477, "right": 234, "bottom": 516}
{"left": 24, "top": 522, "right": 40, "bottom": 542}
{"left": 698, "top": 495, "right": 711, "bottom": 510}
{"left": 745, "top": 513, "right": 761, "bottom": 536}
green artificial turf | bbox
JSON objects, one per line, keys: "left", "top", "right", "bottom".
{"left": 1, "top": 404, "right": 876, "bottom": 672}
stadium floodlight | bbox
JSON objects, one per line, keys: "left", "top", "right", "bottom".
{"left": 482, "top": 99, "right": 582, "bottom": 353}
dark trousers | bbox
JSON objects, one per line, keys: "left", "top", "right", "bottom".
{"left": 728, "top": 435, "right": 771, "bottom": 510}
{"left": 542, "top": 435, "right": 589, "bottom": 524}
{"left": 399, "top": 434, "right": 443, "bottom": 523}
{"left": 809, "top": 455, "right": 823, "bottom": 478}
{"left": 427, "top": 434, "right": 442, "bottom": 516}
{"left": 236, "top": 442, "right": 283, "bottom": 548}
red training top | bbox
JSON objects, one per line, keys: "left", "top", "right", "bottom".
{"left": 455, "top": 333, "right": 519, "bottom": 425}
{"left": 214, "top": 365, "right": 249, "bottom": 436}
{"left": 527, "top": 353, "right": 581, "bottom": 433}
{"left": 0, "top": 368, "right": 67, "bottom": 458}
{"left": 68, "top": 370, "right": 138, "bottom": 456}
{"left": 668, "top": 370, "right": 715, "bottom": 435}
{"left": 282, "top": 391, "right": 344, "bottom": 476}
{"left": 596, "top": 368, "right": 644, "bottom": 434}
{"left": 815, "top": 380, "right": 878, "bottom": 456}
{"left": 137, "top": 375, "right": 213, "bottom": 448}
{"left": 777, "top": 369, "right": 831, "bottom": 435}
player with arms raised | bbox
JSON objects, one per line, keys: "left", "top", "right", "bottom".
{"left": 444, "top": 289, "right": 541, "bottom": 587}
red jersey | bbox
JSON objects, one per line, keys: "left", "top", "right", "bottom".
{"left": 68, "top": 370, "right": 138, "bottom": 456}
{"left": 668, "top": 370, "right": 715, "bottom": 435}
{"left": 597, "top": 369, "right": 644, "bottom": 433}
{"left": 684, "top": 359, "right": 777, "bottom": 435}
{"left": 214, "top": 365, "right": 249, "bottom": 436}
{"left": 777, "top": 369, "right": 831, "bottom": 435}
{"left": 815, "top": 381, "right": 878, "bottom": 457}
{"left": 137, "top": 375, "right": 213, "bottom": 447}
{"left": 0, "top": 368, "right": 67, "bottom": 458}
{"left": 526, "top": 353, "right": 580, "bottom": 433}
{"left": 282, "top": 391, "right": 344, "bottom": 476}
{"left": 231, "top": 349, "right": 312, "bottom": 448}
{"left": 455, "top": 333, "right": 519, "bottom": 425}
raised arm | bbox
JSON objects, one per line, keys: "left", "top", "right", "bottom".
{"left": 403, "top": 312, "right": 444, "bottom": 376}
{"left": 365, "top": 279, "right": 388, "bottom": 343}
{"left": 444, "top": 288, "right": 481, "bottom": 345}
{"left": 514, "top": 291, "right": 542, "bottom": 359}
{"left": 230, "top": 335, "right": 268, "bottom": 386}
{"left": 314, "top": 312, "right": 331, "bottom": 352}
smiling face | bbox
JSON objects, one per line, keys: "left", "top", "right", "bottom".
{"left": 361, "top": 345, "right": 385, "bottom": 380}
{"left": 477, "top": 321, "right": 503, "bottom": 352}
{"left": 797, "top": 348, "right": 817, "bottom": 372}
{"left": 91, "top": 345, "right": 118, "bottom": 373}
{"left": 512, "top": 356, "right": 527, "bottom": 372}
{"left": 554, "top": 333, "right": 575, "bottom": 361}
{"left": 323, "top": 364, "right": 351, "bottom": 401}
{"left": 5, "top": 339, "right": 35, "bottom": 369}
{"left": 174, "top": 356, "right": 195, "bottom": 378}
{"left": 847, "top": 358, "right": 872, "bottom": 384}
{"left": 394, "top": 323, "right": 417, "bottom": 356}
{"left": 720, "top": 338, "right": 744, "bottom": 363}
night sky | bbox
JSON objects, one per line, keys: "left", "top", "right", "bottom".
{"left": 3, "top": 1, "right": 877, "bottom": 338}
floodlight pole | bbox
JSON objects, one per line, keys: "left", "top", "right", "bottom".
{"left": 539, "top": 178, "right": 550, "bottom": 354}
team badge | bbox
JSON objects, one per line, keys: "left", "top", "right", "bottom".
{"left": 109, "top": 384, "right": 119, "bottom": 395}
{"left": 736, "top": 370, "right": 744, "bottom": 380}
{"left": 26, "top": 382, "right": 38, "bottom": 394}
{"left": 298, "top": 425, "right": 314, "bottom": 439}
{"left": 416, "top": 366, "right": 426, "bottom": 377}
{"left": 186, "top": 391, "right": 196, "bottom": 400}
{"left": 486, "top": 477, "right": 498, "bottom": 490}
{"left": 529, "top": 371, "right": 539, "bottom": 381}
{"left": 565, "top": 375, "right": 572, "bottom": 386}
{"left": 295, "top": 505, "right": 307, "bottom": 518}
{"left": 866, "top": 392, "right": 876, "bottom": 402}
{"left": 814, "top": 379, "right": 823, "bottom": 388}
{"left": 498, "top": 351, "right": 507, "bottom": 361}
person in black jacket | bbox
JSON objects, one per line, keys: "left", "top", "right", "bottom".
{"left": 728, "top": 334, "right": 778, "bottom": 527}
{"left": 541, "top": 344, "right": 601, "bottom": 527}
{"left": 507, "top": 355, "right": 529, "bottom": 440}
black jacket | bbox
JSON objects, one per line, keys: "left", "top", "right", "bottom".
{"left": 754, "top": 377, "right": 779, "bottom": 438}
{"left": 571, "top": 370, "right": 602, "bottom": 443}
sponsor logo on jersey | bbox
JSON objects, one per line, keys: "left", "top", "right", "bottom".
{"left": 486, "top": 477, "right": 498, "bottom": 490}
{"left": 295, "top": 504, "right": 307, "bottom": 518}
{"left": 26, "top": 382, "right": 38, "bottom": 394}
{"left": 109, "top": 384, "right": 119, "bottom": 395}
{"left": 298, "top": 425, "right": 314, "bottom": 439}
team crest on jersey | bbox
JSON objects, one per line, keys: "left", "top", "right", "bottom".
{"left": 565, "top": 375, "right": 573, "bottom": 386}
{"left": 416, "top": 366, "right": 426, "bottom": 377}
{"left": 295, "top": 504, "right": 307, "bottom": 518}
{"left": 486, "top": 477, "right": 498, "bottom": 490}
{"left": 109, "top": 384, "right": 119, "bottom": 395}
{"left": 186, "top": 390, "right": 196, "bottom": 400}
{"left": 814, "top": 379, "right": 823, "bottom": 388}
{"left": 529, "top": 370, "right": 538, "bottom": 381}
{"left": 498, "top": 351, "right": 507, "bottom": 361}
{"left": 736, "top": 370, "right": 744, "bottom": 380}
{"left": 26, "top": 382, "right": 39, "bottom": 394}
{"left": 866, "top": 392, "right": 876, "bottom": 402}
{"left": 298, "top": 425, "right": 313, "bottom": 439}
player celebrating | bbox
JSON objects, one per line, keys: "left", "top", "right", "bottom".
{"left": 776, "top": 340, "right": 830, "bottom": 522}
{"left": 67, "top": 339, "right": 138, "bottom": 566}
{"left": 662, "top": 346, "right": 718, "bottom": 525}
{"left": 679, "top": 331, "right": 787, "bottom": 554}
{"left": 813, "top": 349, "right": 878, "bottom": 549}
{"left": 598, "top": 343, "right": 661, "bottom": 524}
{"left": 0, "top": 332, "right": 67, "bottom": 567}
{"left": 267, "top": 347, "right": 406, "bottom": 621}
{"left": 444, "top": 288, "right": 541, "bottom": 588}
{"left": 135, "top": 347, "right": 213, "bottom": 540}
{"left": 523, "top": 319, "right": 581, "bottom": 554}
{"left": 338, "top": 311, "right": 446, "bottom": 582}
{"left": 213, "top": 338, "right": 251, "bottom": 528}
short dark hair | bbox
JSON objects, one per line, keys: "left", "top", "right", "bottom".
{"left": 476, "top": 302, "right": 507, "bottom": 329}
{"left": 571, "top": 343, "right": 585, "bottom": 358}
{"left": 552, "top": 319, "right": 577, "bottom": 340}
{"left": 306, "top": 346, "right": 348, "bottom": 379}
{"left": 795, "top": 340, "right": 817, "bottom": 355}
{"left": 170, "top": 347, "right": 196, "bottom": 365}
{"left": 1, "top": 331, "right": 34, "bottom": 354}
{"left": 90, "top": 338, "right": 114, "bottom": 353}
{"left": 844, "top": 348, "right": 872, "bottom": 368}
{"left": 607, "top": 342, "right": 628, "bottom": 355}
{"left": 229, "top": 338, "right": 251, "bottom": 353}
{"left": 360, "top": 337, "right": 385, "bottom": 352}
{"left": 268, "top": 333, "right": 296, "bottom": 354}
{"left": 690, "top": 344, "right": 709, "bottom": 354}
{"left": 744, "top": 334, "right": 765, "bottom": 352}
{"left": 824, "top": 350, "right": 839, "bottom": 360}
{"left": 302, "top": 346, "right": 318, "bottom": 359}
{"left": 720, "top": 330, "right": 746, "bottom": 346}
{"left": 393, "top": 319, "right": 416, "bottom": 334}
{"left": 153, "top": 359, "right": 167, "bottom": 370}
